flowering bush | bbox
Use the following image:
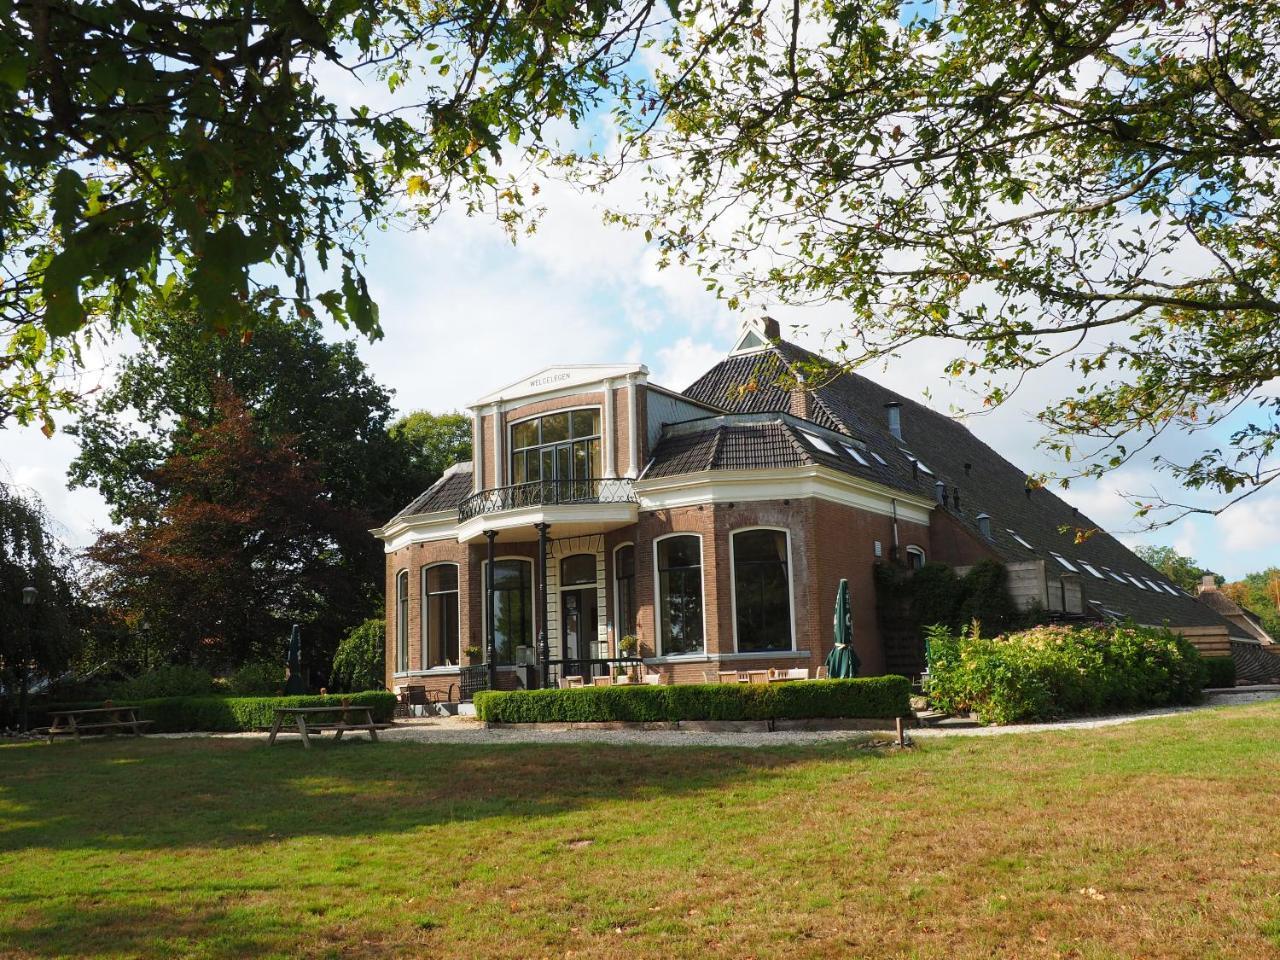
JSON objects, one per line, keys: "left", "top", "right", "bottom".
{"left": 925, "top": 622, "right": 1206, "bottom": 725}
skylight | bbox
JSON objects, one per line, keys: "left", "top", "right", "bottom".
{"left": 1125, "top": 575, "right": 1147, "bottom": 590}
{"left": 869, "top": 450, "right": 888, "bottom": 465}
{"left": 1006, "top": 529, "right": 1033, "bottom": 550}
{"left": 1079, "top": 561, "right": 1106, "bottom": 580}
{"left": 840, "top": 443, "right": 870, "bottom": 466}
{"left": 901, "top": 450, "right": 935, "bottom": 476}
{"left": 1050, "top": 553, "right": 1079, "bottom": 572}
{"left": 1143, "top": 578, "right": 1165, "bottom": 593}
{"left": 1159, "top": 582, "right": 1181, "bottom": 596}
{"left": 801, "top": 430, "right": 837, "bottom": 456}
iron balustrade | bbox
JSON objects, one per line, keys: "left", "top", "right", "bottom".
{"left": 459, "top": 478, "right": 637, "bottom": 522}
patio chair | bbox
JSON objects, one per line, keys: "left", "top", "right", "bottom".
{"left": 815, "top": 665, "right": 829, "bottom": 680}
{"left": 642, "top": 673, "right": 664, "bottom": 685}
{"left": 789, "top": 668, "right": 811, "bottom": 680}
{"left": 561, "top": 675, "right": 585, "bottom": 689}
{"left": 592, "top": 676, "right": 612, "bottom": 687}
{"left": 746, "top": 670, "right": 770, "bottom": 685}
{"left": 613, "top": 674, "right": 633, "bottom": 685}
{"left": 717, "top": 671, "right": 740, "bottom": 684}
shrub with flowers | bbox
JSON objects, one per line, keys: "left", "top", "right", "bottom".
{"left": 924, "top": 621, "right": 1207, "bottom": 725}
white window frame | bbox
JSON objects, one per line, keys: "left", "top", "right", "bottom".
{"left": 652, "top": 532, "right": 708, "bottom": 658}
{"left": 905, "top": 545, "right": 926, "bottom": 569}
{"left": 1050, "top": 553, "right": 1079, "bottom": 572}
{"left": 394, "top": 569, "right": 409, "bottom": 674}
{"left": 840, "top": 442, "right": 870, "bottom": 466}
{"left": 800, "top": 430, "right": 838, "bottom": 456}
{"left": 1078, "top": 561, "right": 1106, "bottom": 580}
{"left": 481, "top": 556, "right": 536, "bottom": 666}
{"left": 729, "top": 526, "right": 797, "bottom": 655}
{"left": 1006, "top": 529, "right": 1034, "bottom": 550}
{"left": 612, "top": 541, "right": 637, "bottom": 651}
{"left": 507, "top": 405, "right": 605, "bottom": 486}
{"left": 420, "top": 562, "right": 460, "bottom": 672}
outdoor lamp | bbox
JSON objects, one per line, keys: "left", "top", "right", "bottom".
{"left": 21, "top": 584, "right": 38, "bottom": 606}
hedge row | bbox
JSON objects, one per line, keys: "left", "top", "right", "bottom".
{"left": 925, "top": 622, "right": 1206, "bottom": 725}
{"left": 1202, "top": 656, "right": 1237, "bottom": 689}
{"left": 37, "top": 692, "right": 396, "bottom": 733}
{"left": 473, "top": 677, "right": 912, "bottom": 724}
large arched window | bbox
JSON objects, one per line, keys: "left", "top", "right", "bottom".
{"left": 422, "top": 563, "right": 460, "bottom": 668}
{"left": 395, "top": 569, "right": 409, "bottom": 673}
{"left": 656, "top": 535, "right": 704, "bottom": 656}
{"left": 614, "top": 543, "right": 636, "bottom": 645}
{"left": 510, "top": 409, "right": 602, "bottom": 486}
{"left": 732, "top": 529, "right": 794, "bottom": 652}
{"left": 487, "top": 558, "right": 533, "bottom": 664}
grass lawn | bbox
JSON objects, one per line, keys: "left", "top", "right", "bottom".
{"left": 2, "top": 704, "right": 1280, "bottom": 959}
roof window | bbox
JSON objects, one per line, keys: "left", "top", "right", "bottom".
{"left": 1125, "top": 575, "right": 1147, "bottom": 590}
{"left": 901, "top": 450, "right": 935, "bottom": 476}
{"left": 1006, "top": 529, "right": 1033, "bottom": 550}
{"left": 1159, "top": 582, "right": 1181, "bottom": 596}
{"left": 1078, "top": 561, "right": 1106, "bottom": 580}
{"left": 1143, "top": 578, "right": 1165, "bottom": 593}
{"left": 840, "top": 442, "right": 869, "bottom": 466}
{"left": 800, "top": 430, "right": 837, "bottom": 456}
{"left": 868, "top": 450, "right": 888, "bottom": 466}
{"left": 1050, "top": 553, "right": 1079, "bottom": 572}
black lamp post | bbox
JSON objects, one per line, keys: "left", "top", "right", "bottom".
{"left": 18, "top": 583, "right": 38, "bottom": 732}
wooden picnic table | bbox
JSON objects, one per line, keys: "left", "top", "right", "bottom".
{"left": 267, "top": 705, "right": 391, "bottom": 749}
{"left": 47, "top": 705, "right": 152, "bottom": 743}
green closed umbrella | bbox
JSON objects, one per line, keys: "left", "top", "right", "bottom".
{"left": 825, "top": 579, "right": 861, "bottom": 678}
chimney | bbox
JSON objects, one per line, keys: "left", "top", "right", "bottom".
{"left": 761, "top": 316, "right": 781, "bottom": 341}
{"left": 1198, "top": 574, "right": 1217, "bottom": 595}
{"left": 885, "top": 401, "right": 902, "bottom": 440}
{"left": 789, "top": 372, "right": 810, "bottom": 420}
{"left": 976, "top": 513, "right": 992, "bottom": 540}
{"left": 934, "top": 480, "right": 946, "bottom": 506}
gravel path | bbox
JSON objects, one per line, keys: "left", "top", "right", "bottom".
{"left": 152, "top": 688, "right": 1280, "bottom": 749}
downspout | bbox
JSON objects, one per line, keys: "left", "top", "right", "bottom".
{"left": 891, "top": 498, "right": 900, "bottom": 562}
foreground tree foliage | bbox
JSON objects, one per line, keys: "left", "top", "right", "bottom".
{"left": 0, "top": 481, "right": 80, "bottom": 728}
{"left": 1222, "top": 569, "right": 1280, "bottom": 640}
{"left": 389, "top": 410, "right": 473, "bottom": 491}
{"left": 607, "top": 0, "right": 1280, "bottom": 520}
{"left": 87, "top": 385, "right": 375, "bottom": 672}
{"left": 0, "top": 0, "right": 675, "bottom": 426}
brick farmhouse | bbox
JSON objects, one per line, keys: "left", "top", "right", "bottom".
{"left": 372, "top": 318, "right": 1262, "bottom": 698}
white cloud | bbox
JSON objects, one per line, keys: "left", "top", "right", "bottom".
{"left": 1220, "top": 497, "right": 1280, "bottom": 553}
{"left": 652, "top": 338, "right": 726, "bottom": 391}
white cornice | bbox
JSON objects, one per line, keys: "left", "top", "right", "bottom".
{"left": 372, "top": 511, "right": 459, "bottom": 552}
{"left": 634, "top": 465, "right": 935, "bottom": 524}
{"left": 471, "top": 364, "right": 648, "bottom": 409}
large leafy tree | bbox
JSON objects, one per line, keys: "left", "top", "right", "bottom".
{"left": 389, "top": 409, "right": 472, "bottom": 493}
{"left": 0, "top": 0, "right": 678, "bottom": 428}
{"left": 69, "top": 294, "right": 423, "bottom": 524}
{"left": 601, "top": 0, "right": 1280, "bottom": 522}
{"left": 87, "top": 384, "right": 374, "bottom": 671}
{"left": 0, "top": 481, "right": 81, "bottom": 728}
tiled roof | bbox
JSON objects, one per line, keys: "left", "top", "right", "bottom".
{"left": 388, "top": 462, "right": 473, "bottom": 522}
{"left": 682, "top": 341, "right": 1247, "bottom": 636}
{"left": 645, "top": 417, "right": 811, "bottom": 478}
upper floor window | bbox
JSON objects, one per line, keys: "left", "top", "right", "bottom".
{"left": 395, "top": 569, "right": 409, "bottom": 673}
{"left": 422, "top": 563, "right": 459, "bottom": 669}
{"left": 732, "top": 529, "right": 794, "bottom": 653}
{"left": 510, "top": 409, "right": 601, "bottom": 485}
{"left": 656, "top": 535, "right": 704, "bottom": 656}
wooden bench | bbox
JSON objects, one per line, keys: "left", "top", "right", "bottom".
{"left": 47, "top": 706, "right": 152, "bottom": 742}
{"left": 267, "top": 705, "right": 389, "bottom": 749}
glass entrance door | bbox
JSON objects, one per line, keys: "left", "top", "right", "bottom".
{"left": 560, "top": 588, "right": 598, "bottom": 661}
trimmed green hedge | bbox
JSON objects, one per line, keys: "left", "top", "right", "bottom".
{"left": 1202, "top": 657, "right": 1237, "bottom": 689}
{"left": 925, "top": 622, "right": 1206, "bottom": 725}
{"left": 473, "top": 677, "right": 911, "bottom": 724}
{"left": 37, "top": 692, "right": 396, "bottom": 733}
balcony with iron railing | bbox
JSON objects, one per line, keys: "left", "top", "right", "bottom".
{"left": 458, "top": 478, "right": 638, "bottom": 523}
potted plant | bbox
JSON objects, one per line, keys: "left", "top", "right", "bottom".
{"left": 619, "top": 635, "right": 639, "bottom": 658}
{"left": 465, "top": 645, "right": 484, "bottom": 664}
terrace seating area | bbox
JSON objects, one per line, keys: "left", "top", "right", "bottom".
{"left": 557, "top": 666, "right": 829, "bottom": 688}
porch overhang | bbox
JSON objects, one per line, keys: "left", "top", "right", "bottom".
{"left": 455, "top": 503, "right": 639, "bottom": 543}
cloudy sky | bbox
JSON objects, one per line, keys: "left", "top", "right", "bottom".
{"left": 4, "top": 164, "right": 1277, "bottom": 581}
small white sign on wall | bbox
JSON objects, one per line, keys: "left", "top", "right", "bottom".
{"left": 873, "top": 540, "right": 882, "bottom": 558}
